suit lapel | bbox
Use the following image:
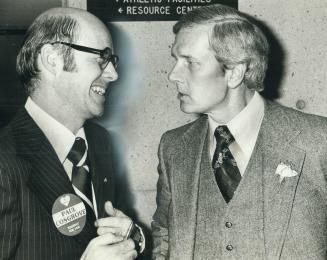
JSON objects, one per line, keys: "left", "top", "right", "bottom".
{"left": 12, "top": 109, "right": 97, "bottom": 247}
{"left": 172, "top": 115, "right": 208, "bottom": 259}
{"left": 259, "top": 102, "right": 305, "bottom": 259}
{"left": 85, "top": 123, "right": 115, "bottom": 218}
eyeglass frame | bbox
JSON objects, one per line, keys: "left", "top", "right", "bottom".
{"left": 51, "top": 41, "right": 119, "bottom": 70}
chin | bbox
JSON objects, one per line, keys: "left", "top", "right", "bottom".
{"left": 181, "top": 102, "right": 207, "bottom": 115}
{"left": 88, "top": 107, "right": 105, "bottom": 119}
{"left": 180, "top": 103, "right": 197, "bottom": 114}
{"left": 94, "top": 110, "right": 104, "bottom": 118}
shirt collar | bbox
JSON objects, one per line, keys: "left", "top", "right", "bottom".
{"left": 208, "top": 91, "right": 264, "bottom": 155}
{"left": 25, "top": 97, "right": 87, "bottom": 164}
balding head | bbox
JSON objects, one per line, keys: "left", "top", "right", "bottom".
{"left": 40, "top": 7, "right": 109, "bottom": 33}
{"left": 16, "top": 7, "right": 110, "bottom": 94}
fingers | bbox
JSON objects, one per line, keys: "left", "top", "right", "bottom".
{"left": 124, "top": 249, "right": 138, "bottom": 260}
{"left": 116, "top": 239, "right": 135, "bottom": 252}
{"left": 95, "top": 216, "right": 132, "bottom": 237}
{"left": 104, "top": 201, "right": 116, "bottom": 216}
{"left": 96, "top": 217, "right": 132, "bottom": 229}
{"left": 90, "top": 232, "right": 124, "bottom": 246}
{"left": 104, "top": 201, "right": 127, "bottom": 218}
{"left": 97, "top": 227, "right": 120, "bottom": 236}
{"left": 81, "top": 238, "right": 136, "bottom": 260}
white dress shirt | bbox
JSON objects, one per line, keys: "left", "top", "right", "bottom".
{"left": 25, "top": 97, "right": 98, "bottom": 218}
{"left": 207, "top": 91, "right": 265, "bottom": 176}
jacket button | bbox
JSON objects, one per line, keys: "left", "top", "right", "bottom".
{"left": 226, "top": 244, "right": 233, "bottom": 251}
{"left": 225, "top": 222, "right": 232, "bottom": 228}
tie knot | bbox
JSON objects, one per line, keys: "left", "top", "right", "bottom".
{"left": 214, "top": 125, "right": 234, "bottom": 147}
{"left": 67, "top": 137, "right": 86, "bottom": 165}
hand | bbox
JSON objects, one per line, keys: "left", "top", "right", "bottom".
{"left": 81, "top": 233, "right": 137, "bottom": 260}
{"left": 95, "top": 201, "right": 133, "bottom": 238}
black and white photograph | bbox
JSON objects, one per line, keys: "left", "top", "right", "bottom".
{"left": 0, "top": 0, "right": 326, "bottom": 259}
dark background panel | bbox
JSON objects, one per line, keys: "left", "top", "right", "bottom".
{"left": 0, "top": 0, "right": 61, "bottom": 29}
{"left": 88, "top": 0, "right": 238, "bottom": 21}
{"left": 0, "top": 0, "right": 62, "bottom": 127}
{"left": 0, "top": 35, "right": 26, "bottom": 127}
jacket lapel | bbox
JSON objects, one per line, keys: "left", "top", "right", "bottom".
{"left": 259, "top": 102, "right": 305, "bottom": 259}
{"left": 172, "top": 115, "right": 208, "bottom": 259}
{"left": 12, "top": 109, "right": 97, "bottom": 247}
{"left": 84, "top": 122, "right": 115, "bottom": 218}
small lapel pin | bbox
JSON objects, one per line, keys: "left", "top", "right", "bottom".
{"left": 103, "top": 177, "right": 108, "bottom": 183}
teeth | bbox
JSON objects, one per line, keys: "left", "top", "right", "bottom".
{"left": 91, "top": 86, "right": 106, "bottom": 96}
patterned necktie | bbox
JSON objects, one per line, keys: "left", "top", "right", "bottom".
{"left": 67, "top": 137, "right": 93, "bottom": 204}
{"left": 212, "top": 125, "right": 242, "bottom": 203}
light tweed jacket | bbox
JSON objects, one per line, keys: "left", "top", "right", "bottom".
{"left": 152, "top": 101, "right": 327, "bottom": 260}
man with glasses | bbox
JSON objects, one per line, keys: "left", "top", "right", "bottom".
{"left": 0, "top": 7, "right": 143, "bottom": 260}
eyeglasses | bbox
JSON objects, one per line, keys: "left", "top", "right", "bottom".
{"left": 51, "top": 41, "right": 119, "bottom": 70}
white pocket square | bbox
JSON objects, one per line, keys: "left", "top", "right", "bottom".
{"left": 275, "top": 162, "right": 298, "bottom": 183}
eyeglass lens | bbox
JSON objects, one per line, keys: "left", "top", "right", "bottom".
{"left": 101, "top": 48, "right": 118, "bottom": 69}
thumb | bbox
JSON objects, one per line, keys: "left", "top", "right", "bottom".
{"left": 104, "top": 201, "right": 117, "bottom": 216}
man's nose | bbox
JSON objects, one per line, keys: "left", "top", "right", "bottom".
{"left": 168, "top": 62, "right": 181, "bottom": 83}
{"left": 102, "top": 62, "right": 118, "bottom": 82}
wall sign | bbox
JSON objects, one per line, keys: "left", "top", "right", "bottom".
{"left": 88, "top": 0, "right": 238, "bottom": 21}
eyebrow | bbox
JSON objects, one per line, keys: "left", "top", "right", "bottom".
{"left": 171, "top": 44, "right": 198, "bottom": 60}
{"left": 171, "top": 49, "right": 193, "bottom": 60}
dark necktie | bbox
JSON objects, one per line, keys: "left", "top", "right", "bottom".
{"left": 67, "top": 137, "right": 93, "bottom": 204}
{"left": 212, "top": 125, "right": 242, "bottom": 203}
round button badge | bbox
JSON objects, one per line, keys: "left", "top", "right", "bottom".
{"left": 52, "top": 193, "right": 87, "bottom": 236}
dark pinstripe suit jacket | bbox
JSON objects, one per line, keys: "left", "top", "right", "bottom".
{"left": 0, "top": 108, "right": 119, "bottom": 260}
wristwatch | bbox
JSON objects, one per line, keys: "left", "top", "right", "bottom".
{"left": 126, "top": 222, "right": 144, "bottom": 254}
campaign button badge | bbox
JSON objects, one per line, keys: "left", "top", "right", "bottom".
{"left": 52, "top": 193, "right": 87, "bottom": 236}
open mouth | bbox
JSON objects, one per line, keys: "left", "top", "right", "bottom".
{"left": 91, "top": 86, "right": 106, "bottom": 96}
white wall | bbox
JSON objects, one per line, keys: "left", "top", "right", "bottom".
{"left": 241, "top": 0, "right": 327, "bottom": 114}
{"left": 98, "top": 0, "right": 327, "bottom": 229}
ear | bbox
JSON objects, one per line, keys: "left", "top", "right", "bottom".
{"left": 39, "top": 43, "right": 63, "bottom": 76}
{"left": 225, "top": 63, "right": 247, "bottom": 89}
